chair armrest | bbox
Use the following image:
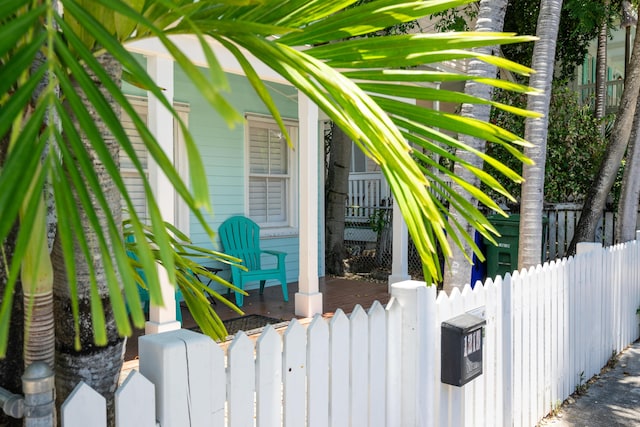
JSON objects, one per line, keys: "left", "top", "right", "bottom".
{"left": 262, "top": 250, "right": 287, "bottom": 266}
{"left": 262, "top": 250, "right": 287, "bottom": 257}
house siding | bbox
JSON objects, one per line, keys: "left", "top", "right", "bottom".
{"left": 173, "top": 66, "right": 301, "bottom": 290}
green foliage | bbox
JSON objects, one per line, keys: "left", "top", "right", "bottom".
{"left": 369, "top": 208, "right": 391, "bottom": 235}
{"left": 575, "top": 370, "right": 589, "bottom": 395}
{"left": 432, "top": 2, "right": 479, "bottom": 32}
{"left": 487, "top": 86, "right": 609, "bottom": 203}
{"left": 352, "top": 0, "right": 419, "bottom": 35}
{"left": 425, "top": 0, "right": 616, "bottom": 80}
{"left": 502, "top": 0, "right": 616, "bottom": 80}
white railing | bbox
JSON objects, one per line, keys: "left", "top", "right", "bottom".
{"left": 346, "top": 172, "right": 391, "bottom": 222}
{"left": 543, "top": 203, "right": 617, "bottom": 260}
{"left": 578, "top": 79, "right": 624, "bottom": 112}
{"left": 61, "top": 239, "right": 640, "bottom": 426}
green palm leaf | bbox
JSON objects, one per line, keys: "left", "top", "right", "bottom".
{"left": 0, "top": 0, "right": 538, "bottom": 354}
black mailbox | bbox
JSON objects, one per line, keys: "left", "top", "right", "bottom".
{"left": 441, "top": 312, "right": 486, "bottom": 387}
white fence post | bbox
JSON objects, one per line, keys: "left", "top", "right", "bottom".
{"left": 139, "top": 329, "right": 223, "bottom": 427}
{"left": 389, "top": 280, "right": 436, "bottom": 426}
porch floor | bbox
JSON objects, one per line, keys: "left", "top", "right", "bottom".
{"left": 124, "top": 275, "right": 390, "bottom": 361}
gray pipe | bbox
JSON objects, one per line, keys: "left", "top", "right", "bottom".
{"left": 0, "top": 386, "right": 24, "bottom": 419}
{"left": 22, "top": 362, "right": 55, "bottom": 427}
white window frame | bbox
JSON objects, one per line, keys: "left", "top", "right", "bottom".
{"left": 244, "top": 113, "right": 298, "bottom": 237}
{"left": 122, "top": 96, "right": 190, "bottom": 237}
{"left": 173, "top": 101, "right": 191, "bottom": 237}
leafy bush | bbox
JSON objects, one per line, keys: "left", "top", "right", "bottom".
{"left": 486, "top": 86, "right": 610, "bottom": 204}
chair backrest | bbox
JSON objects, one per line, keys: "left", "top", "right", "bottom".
{"left": 219, "top": 216, "right": 262, "bottom": 270}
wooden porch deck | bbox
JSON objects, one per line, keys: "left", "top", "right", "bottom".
{"left": 124, "top": 276, "right": 390, "bottom": 361}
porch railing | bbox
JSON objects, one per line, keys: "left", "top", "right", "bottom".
{"left": 578, "top": 79, "right": 624, "bottom": 113}
{"left": 346, "top": 172, "right": 391, "bottom": 222}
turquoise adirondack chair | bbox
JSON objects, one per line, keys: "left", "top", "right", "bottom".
{"left": 219, "top": 216, "right": 288, "bottom": 307}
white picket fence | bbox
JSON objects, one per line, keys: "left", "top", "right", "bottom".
{"left": 61, "top": 240, "right": 640, "bottom": 427}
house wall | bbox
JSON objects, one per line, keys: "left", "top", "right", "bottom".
{"left": 122, "top": 53, "right": 327, "bottom": 290}
{"left": 173, "top": 65, "right": 302, "bottom": 288}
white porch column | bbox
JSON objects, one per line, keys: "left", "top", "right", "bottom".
{"left": 145, "top": 55, "right": 181, "bottom": 334}
{"left": 388, "top": 201, "right": 411, "bottom": 290}
{"left": 295, "top": 92, "right": 323, "bottom": 317}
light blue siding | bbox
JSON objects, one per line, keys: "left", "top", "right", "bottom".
{"left": 174, "top": 66, "right": 300, "bottom": 290}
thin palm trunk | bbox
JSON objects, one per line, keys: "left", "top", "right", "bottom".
{"left": 615, "top": 93, "right": 640, "bottom": 242}
{"left": 569, "top": 9, "right": 640, "bottom": 255}
{"left": 594, "top": 3, "right": 608, "bottom": 122}
{"left": 518, "top": 0, "right": 563, "bottom": 269}
{"left": 0, "top": 224, "right": 23, "bottom": 427}
{"left": 325, "top": 124, "right": 351, "bottom": 275}
{"left": 444, "top": 0, "right": 508, "bottom": 292}
{"left": 53, "top": 53, "right": 125, "bottom": 425}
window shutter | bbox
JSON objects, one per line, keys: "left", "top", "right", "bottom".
{"left": 120, "top": 99, "right": 148, "bottom": 221}
{"left": 247, "top": 118, "right": 291, "bottom": 226}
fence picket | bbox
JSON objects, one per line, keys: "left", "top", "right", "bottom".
{"left": 228, "top": 332, "right": 256, "bottom": 427}
{"left": 546, "top": 263, "right": 554, "bottom": 416}
{"left": 115, "top": 371, "right": 155, "bottom": 427}
{"left": 61, "top": 382, "right": 106, "bottom": 427}
{"left": 524, "top": 269, "right": 535, "bottom": 426}
{"left": 484, "top": 279, "right": 499, "bottom": 427}
{"left": 350, "top": 305, "right": 369, "bottom": 426}
{"left": 511, "top": 271, "right": 523, "bottom": 427}
{"left": 460, "top": 284, "right": 479, "bottom": 427}
{"left": 548, "top": 210, "right": 558, "bottom": 260}
{"left": 307, "top": 316, "right": 330, "bottom": 427}
{"left": 256, "top": 325, "right": 283, "bottom": 427}
{"left": 447, "top": 289, "right": 464, "bottom": 427}
{"left": 368, "top": 301, "right": 387, "bottom": 427}
{"left": 329, "top": 310, "right": 350, "bottom": 427}
{"left": 283, "top": 320, "right": 307, "bottom": 426}
{"left": 542, "top": 263, "right": 552, "bottom": 418}
{"left": 422, "top": 286, "right": 438, "bottom": 427}
{"left": 500, "top": 274, "right": 513, "bottom": 427}
{"left": 385, "top": 299, "right": 402, "bottom": 427}
{"left": 535, "top": 265, "right": 545, "bottom": 423}
{"left": 436, "top": 290, "right": 453, "bottom": 427}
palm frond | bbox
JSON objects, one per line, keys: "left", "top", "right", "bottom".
{"left": 0, "top": 0, "right": 538, "bottom": 353}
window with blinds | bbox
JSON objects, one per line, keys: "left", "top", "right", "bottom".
{"left": 120, "top": 96, "right": 190, "bottom": 234}
{"left": 246, "top": 115, "right": 297, "bottom": 229}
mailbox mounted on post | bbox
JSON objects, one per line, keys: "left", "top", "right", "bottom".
{"left": 441, "top": 312, "right": 486, "bottom": 387}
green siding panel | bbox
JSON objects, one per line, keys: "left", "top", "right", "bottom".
{"left": 173, "top": 65, "right": 300, "bottom": 286}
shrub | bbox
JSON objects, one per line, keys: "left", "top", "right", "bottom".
{"left": 486, "top": 85, "right": 610, "bottom": 204}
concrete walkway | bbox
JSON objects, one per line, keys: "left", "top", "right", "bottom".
{"left": 540, "top": 340, "right": 640, "bottom": 426}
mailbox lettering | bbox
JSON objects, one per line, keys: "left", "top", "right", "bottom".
{"left": 441, "top": 312, "right": 486, "bottom": 387}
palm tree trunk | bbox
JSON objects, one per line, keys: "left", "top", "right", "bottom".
{"left": 53, "top": 53, "right": 125, "bottom": 426}
{"left": 325, "top": 123, "right": 351, "bottom": 275}
{"left": 569, "top": 8, "right": 640, "bottom": 255}
{"left": 0, "top": 224, "right": 23, "bottom": 427}
{"left": 594, "top": 2, "right": 609, "bottom": 121}
{"left": 518, "top": 0, "right": 563, "bottom": 269}
{"left": 615, "top": 92, "right": 640, "bottom": 242}
{"left": 444, "top": 0, "right": 508, "bottom": 292}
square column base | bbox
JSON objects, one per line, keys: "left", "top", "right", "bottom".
{"left": 295, "top": 292, "right": 323, "bottom": 318}
{"left": 145, "top": 320, "right": 181, "bottom": 335}
{"left": 388, "top": 274, "right": 412, "bottom": 293}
